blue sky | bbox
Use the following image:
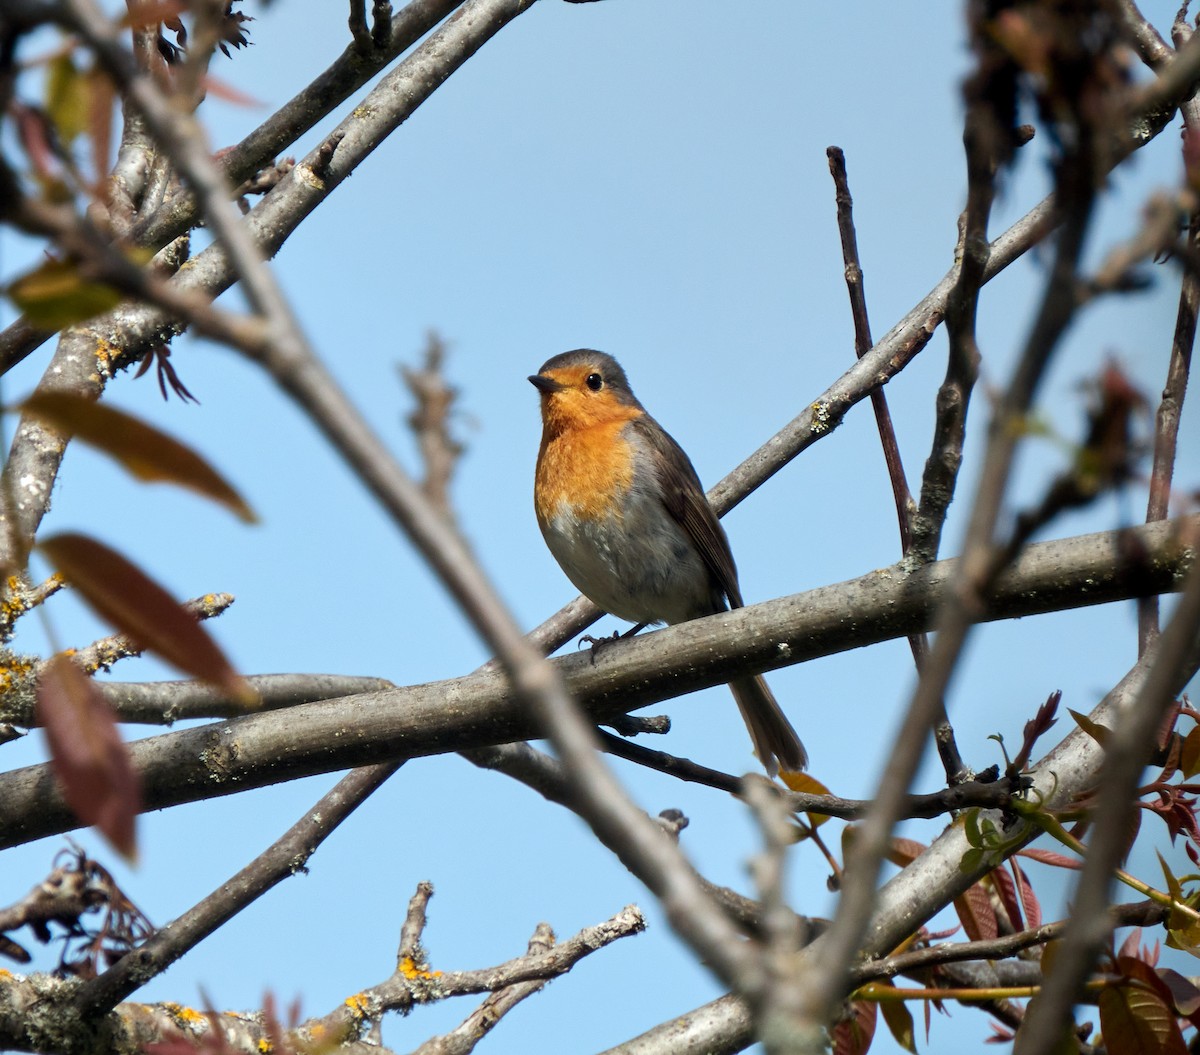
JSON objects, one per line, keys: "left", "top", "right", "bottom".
{"left": 1, "top": 2, "right": 1197, "bottom": 1053}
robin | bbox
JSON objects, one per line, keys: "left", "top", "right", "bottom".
{"left": 529, "top": 349, "right": 807, "bottom": 775}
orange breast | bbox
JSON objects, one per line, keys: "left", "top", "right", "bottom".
{"left": 535, "top": 418, "right": 638, "bottom": 525}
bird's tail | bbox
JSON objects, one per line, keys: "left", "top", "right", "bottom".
{"left": 729, "top": 675, "right": 807, "bottom": 776}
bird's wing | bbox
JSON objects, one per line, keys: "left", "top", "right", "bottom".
{"left": 628, "top": 415, "right": 744, "bottom": 609}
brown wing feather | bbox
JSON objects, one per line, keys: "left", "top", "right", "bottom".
{"left": 628, "top": 415, "right": 743, "bottom": 609}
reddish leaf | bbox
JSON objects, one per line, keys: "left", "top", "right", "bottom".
{"left": 13, "top": 102, "right": 59, "bottom": 181}
{"left": 85, "top": 67, "right": 115, "bottom": 186}
{"left": 37, "top": 654, "right": 139, "bottom": 860}
{"left": 886, "top": 837, "right": 928, "bottom": 868}
{"left": 1157, "top": 966, "right": 1200, "bottom": 1018}
{"left": 953, "top": 882, "right": 998, "bottom": 942}
{"left": 1120, "top": 955, "right": 1169, "bottom": 994}
{"left": 20, "top": 391, "right": 256, "bottom": 522}
{"left": 1012, "top": 860, "right": 1041, "bottom": 929}
{"left": 1017, "top": 847, "right": 1082, "bottom": 869}
{"left": 1118, "top": 929, "right": 1147, "bottom": 962}
{"left": 39, "top": 532, "right": 252, "bottom": 703}
{"left": 200, "top": 73, "right": 263, "bottom": 107}
{"left": 989, "top": 866, "right": 1024, "bottom": 932}
{"left": 832, "top": 998, "right": 877, "bottom": 1055}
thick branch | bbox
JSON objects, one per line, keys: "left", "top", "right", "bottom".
{"left": 0, "top": 516, "right": 1191, "bottom": 849}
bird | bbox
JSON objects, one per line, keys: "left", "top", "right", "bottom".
{"left": 529, "top": 349, "right": 806, "bottom": 775}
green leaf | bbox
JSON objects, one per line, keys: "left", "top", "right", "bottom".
{"left": 39, "top": 532, "right": 253, "bottom": 704}
{"left": 871, "top": 984, "right": 917, "bottom": 1053}
{"left": 8, "top": 258, "right": 122, "bottom": 329}
{"left": 46, "top": 54, "right": 89, "bottom": 144}
{"left": 1180, "top": 726, "right": 1200, "bottom": 779}
{"left": 1068, "top": 707, "right": 1111, "bottom": 747}
{"left": 20, "top": 391, "right": 257, "bottom": 522}
{"left": 1098, "top": 980, "right": 1186, "bottom": 1055}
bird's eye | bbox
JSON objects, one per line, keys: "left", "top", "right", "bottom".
{"left": 585, "top": 373, "right": 603, "bottom": 391}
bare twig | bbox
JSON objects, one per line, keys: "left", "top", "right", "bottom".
{"left": 0, "top": 514, "right": 1192, "bottom": 850}
{"left": 69, "top": 592, "right": 235, "bottom": 674}
{"left": 400, "top": 334, "right": 463, "bottom": 518}
{"left": 605, "top": 713, "right": 670, "bottom": 736}
{"left": 71, "top": 761, "right": 402, "bottom": 1017}
{"left": 349, "top": 0, "right": 372, "bottom": 51}
{"left": 1140, "top": 71, "right": 1200, "bottom": 652}
{"left": 595, "top": 729, "right": 743, "bottom": 795}
{"left": 0, "top": 572, "right": 64, "bottom": 640}
{"left": 304, "top": 903, "right": 647, "bottom": 1035}
{"left": 744, "top": 777, "right": 808, "bottom": 1047}
{"left": 1112, "top": 0, "right": 1173, "bottom": 68}
{"left": 826, "top": 144, "right": 964, "bottom": 785}
{"left": 853, "top": 900, "right": 1167, "bottom": 985}
{"left": 793, "top": 7, "right": 1118, "bottom": 1039}
{"left": 398, "top": 881, "right": 435, "bottom": 966}
{"left": 0, "top": 899, "right": 644, "bottom": 1055}
{"left": 103, "top": 674, "right": 394, "bottom": 724}
{"left": 0, "top": 0, "right": 467, "bottom": 377}
{"left": 1013, "top": 560, "right": 1200, "bottom": 1055}
{"left": 825, "top": 147, "right": 915, "bottom": 552}
{"left": 407, "top": 923, "right": 555, "bottom": 1055}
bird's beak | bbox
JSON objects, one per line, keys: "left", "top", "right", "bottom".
{"left": 528, "top": 373, "right": 566, "bottom": 394}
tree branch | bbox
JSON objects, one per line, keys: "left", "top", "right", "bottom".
{"left": 0, "top": 515, "right": 1191, "bottom": 849}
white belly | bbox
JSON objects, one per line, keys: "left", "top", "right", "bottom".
{"left": 540, "top": 486, "right": 716, "bottom": 625}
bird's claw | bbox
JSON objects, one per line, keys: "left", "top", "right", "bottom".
{"left": 579, "top": 630, "right": 624, "bottom": 664}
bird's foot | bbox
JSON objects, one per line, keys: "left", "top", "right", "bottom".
{"left": 579, "top": 624, "right": 646, "bottom": 664}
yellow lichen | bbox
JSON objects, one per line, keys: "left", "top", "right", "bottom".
{"left": 344, "top": 993, "right": 370, "bottom": 1018}
{"left": 0, "top": 655, "right": 35, "bottom": 693}
{"left": 162, "top": 1002, "right": 207, "bottom": 1028}
{"left": 257, "top": 1038, "right": 272, "bottom": 1054}
{"left": 94, "top": 339, "right": 120, "bottom": 374}
{"left": 398, "top": 956, "right": 442, "bottom": 981}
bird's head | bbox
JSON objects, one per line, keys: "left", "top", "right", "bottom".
{"left": 528, "top": 350, "right": 643, "bottom": 433}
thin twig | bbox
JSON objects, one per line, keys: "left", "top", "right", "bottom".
{"left": 852, "top": 901, "right": 1167, "bottom": 985}
{"left": 70, "top": 592, "right": 235, "bottom": 674}
{"left": 398, "top": 881, "right": 435, "bottom": 966}
{"left": 794, "top": 8, "right": 1112, "bottom": 1036}
{"left": 1139, "top": 89, "right": 1199, "bottom": 653}
{"left": 0, "top": 514, "right": 1193, "bottom": 850}
{"left": 407, "top": 924, "right": 555, "bottom": 1055}
{"left": 1012, "top": 560, "right": 1200, "bottom": 1055}
{"left": 826, "top": 145, "right": 961, "bottom": 782}
{"left": 825, "top": 147, "right": 915, "bottom": 552}
{"left": 305, "top": 904, "right": 647, "bottom": 1035}
{"left": 744, "top": 776, "right": 808, "bottom": 1046}
{"left": 59, "top": 0, "right": 309, "bottom": 361}
{"left": 595, "top": 729, "right": 743, "bottom": 795}
{"left": 400, "top": 333, "right": 463, "bottom": 519}
{"left": 71, "top": 761, "right": 402, "bottom": 1017}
